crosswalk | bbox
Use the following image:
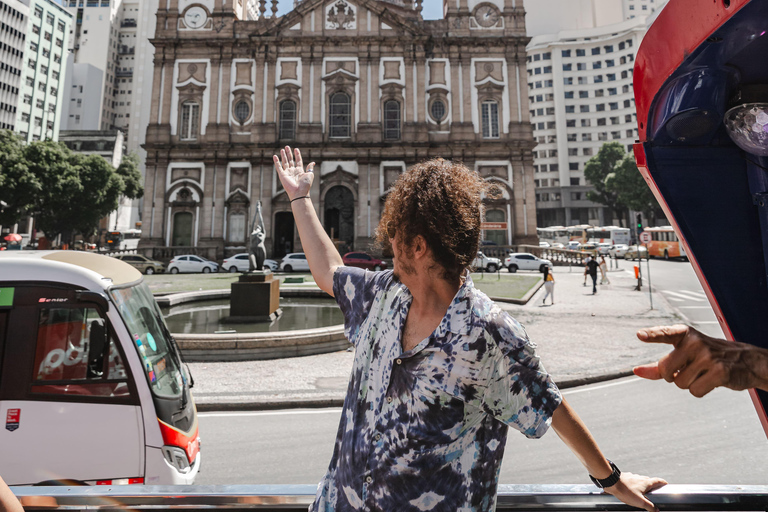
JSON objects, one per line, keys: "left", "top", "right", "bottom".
{"left": 661, "top": 289, "right": 708, "bottom": 302}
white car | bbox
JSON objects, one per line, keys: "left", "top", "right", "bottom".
{"left": 504, "top": 253, "right": 553, "bottom": 273}
{"left": 596, "top": 243, "right": 612, "bottom": 255}
{"left": 473, "top": 252, "right": 502, "bottom": 272}
{"left": 279, "top": 252, "right": 310, "bottom": 272}
{"left": 167, "top": 254, "right": 219, "bottom": 274}
{"left": 566, "top": 241, "right": 581, "bottom": 250}
{"left": 538, "top": 241, "right": 551, "bottom": 248}
{"left": 609, "top": 244, "right": 629, "bottom": 258}
{"left": 222, "top": 253, "right": 279, "bottom": 273}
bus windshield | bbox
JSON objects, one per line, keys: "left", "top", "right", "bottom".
{"left": 110, "top": 282, "right": 183, "bottom": 398}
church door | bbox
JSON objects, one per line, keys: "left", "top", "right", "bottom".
{"left": 324, "top": 186, "right": 354, "bottom": 252}
{"left": 172, "top": 212, "right": 193, "bottom": 246}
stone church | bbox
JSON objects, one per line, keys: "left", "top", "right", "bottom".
{"left": 140, "top": 0, "right": 536, "bottom": 259}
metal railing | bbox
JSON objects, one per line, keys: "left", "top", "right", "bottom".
{"left": 11, "top": 485, "right": 768, "bottom": 511}
{"left": 480, "top": 245, "right": 592, "bottom": 268}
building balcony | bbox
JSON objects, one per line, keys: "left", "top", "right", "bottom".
{"left": 116, "top": 69, "right": 133, "bottom": 77}
{"left": 121, "top": 19, "right": 137, "bottom": 27}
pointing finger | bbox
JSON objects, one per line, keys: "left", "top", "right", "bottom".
{"left": 633, "top": 363, "right": 662, "bottom": 381}
{"left": 637, "top": 325, "right": 689, "bottom": 347}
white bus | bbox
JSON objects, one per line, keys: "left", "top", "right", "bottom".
{"left": 536, "top": 226, "right": 569, "bottom": 246}
{"left": 105, "top": 229, "right": 142, "bottom": 251}
{"left": 587, "top": 226, "right": 631, "bottom": 245}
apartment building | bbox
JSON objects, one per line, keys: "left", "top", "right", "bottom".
{"left": 0, "top": 0, "right": 28, "bottom": 132}
{"left": 16, "top": 0, "right": 72, "bottom": 142}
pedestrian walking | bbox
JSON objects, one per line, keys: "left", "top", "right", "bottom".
{"left": 583, "top": 255, "right": 590, "bottom": 286}
{"left": 542, "top": 265, "right": 555, "bottom": 305}
{"left": 586, "top": 256, "right": 599, "bottom": 294}
{"left": 599, "top": 255, "right": 610, "bottom": 285}
{"left": 274, "top": 145, "right": 666, "bottom": 512}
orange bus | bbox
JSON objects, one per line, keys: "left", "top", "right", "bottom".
{"left": 643, "top": 226, "right": 687, "bottom": 260}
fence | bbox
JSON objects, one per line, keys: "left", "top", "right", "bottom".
{"left": 480, "top": 245, "right": 592, "bottom": 268}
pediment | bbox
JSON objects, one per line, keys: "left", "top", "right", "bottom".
{"left": 251, "top": 0, "right": 427, "bottom": 38}
{"left": 321, "top": 165, "right": 359, "bottom": 184}
{"left": 322, "top": 68, "right": 359, "bottom": 83}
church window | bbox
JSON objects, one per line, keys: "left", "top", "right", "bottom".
{"left": 481, "top": 100, "right": 499, "bottom": 139}
{"left": 430, "top": 99, "right": 446, "bottom": 122}
{"left": 383, "top": 100, "right": 400, "bottom": 140}
{"left": 180, "top": 101, "right": 200, "bottom": 140}
{"left": 279, "top": 100, "right": 296, "bottom": 140}
{"left": 329, "top": 92, "right": 351, "bottom": 138}
{"left": 234, "top": 100, "right": 250, "bottom": 124}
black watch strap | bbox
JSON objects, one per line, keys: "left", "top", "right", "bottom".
{"left": 589, "top": 460, "right": 621, "bottom": 489}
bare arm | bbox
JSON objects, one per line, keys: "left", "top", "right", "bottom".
{"left": 0, "top": 477, "right": 23, "bottom": 512}
{"left": 634, "top": 324, "right": 768, "bottom": 396}
{"left": 551, "top": 399, "right": 667, "bottom": 512}
{"left": 273, "top": 146, "right": 343, "bottom": 296}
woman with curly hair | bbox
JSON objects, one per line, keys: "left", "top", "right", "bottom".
{"left": 273, "top": 146, "right": 665, "bottom": 512}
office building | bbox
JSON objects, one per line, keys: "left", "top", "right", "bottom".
{"left": 0, "top": 0, "right": 28, "bottom": 132}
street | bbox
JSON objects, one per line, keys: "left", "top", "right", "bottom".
{"left": 195, "top": 376, "right": 768, "bottom": 485}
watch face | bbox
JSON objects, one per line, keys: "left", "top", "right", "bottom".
{"left": 475, "top": 4, "right": 500, "bottom": 27}
{"left": 184, "top": 5, "right": 208, "bottom": 29}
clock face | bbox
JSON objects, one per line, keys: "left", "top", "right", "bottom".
{"left": 474, "top": 4, "right": 500, "bottom": 28}
{"left": 184, "top": 5, "right": 208, "bottom": 29}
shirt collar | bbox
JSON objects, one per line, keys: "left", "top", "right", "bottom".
{"left": 435, "top": 273, "right": 476, "bottom": 336}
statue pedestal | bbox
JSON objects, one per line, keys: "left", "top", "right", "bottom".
{"left": 229, "top": 271, "right": 282, "bottom": 322}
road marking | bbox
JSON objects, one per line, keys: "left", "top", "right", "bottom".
{"left": 563, "top": 376, "right": 642, "bottom": 395}
{"left": 199, "top": 408, "right": 343, "bottom": 418}
{"left": 674, "top": 290, "right": 708, "bottom": 299}
{"left": 662, "top": 290, "right": 706, "bottom": 301}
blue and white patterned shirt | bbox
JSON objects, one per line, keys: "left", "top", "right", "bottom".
{"left": 311, "top": 266, "right": 562, "bottom": 512}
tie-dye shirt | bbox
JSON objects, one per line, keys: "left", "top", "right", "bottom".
{"left": 311, "top": 266, "right": 562, "bottom": 512}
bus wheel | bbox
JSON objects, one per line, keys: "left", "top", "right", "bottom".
{"left": 664, "top": 250, "right": 669, "bottom": 260}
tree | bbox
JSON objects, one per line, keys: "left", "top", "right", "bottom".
{"left": 583, "top": 142, "right": 630, "bottom": 225}
{"left": 610, "top": 152, "right": 665, "bottom": 224}
{"left": 0, "top": 130, "right": 40, "bottom": 227}
{"left": 116, "top": 152, "right": 144, "bottom": 200}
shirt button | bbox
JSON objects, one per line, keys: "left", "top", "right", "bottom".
{"left": 374, "top": 433, "right": 381, "bottom": 441}
{"left": 366, "top": 476, "right": 373, "bottom": 484}
{"left": 396, "top": 358, "right": 402, "bottom": 365}
{"left": 386, "top": 396, "right": 393, "bottom": 403}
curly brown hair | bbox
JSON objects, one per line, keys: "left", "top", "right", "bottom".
{"left": 375, "top": 158, "right": 487, "bottom": 281}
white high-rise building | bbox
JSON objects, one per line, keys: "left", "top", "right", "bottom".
{"left": 61, "top": 0, "right": 122, "bottom": 131}
{"left": 0, "top": 0, "right": 28, "bottom": 132}
{"left": 523, "top": 0, "right": 664, "bottom": 37}
{"left": 16, "top": 0, "right": 72, "bottom": 142}
{"left": 525, "top": 1, "right": 667, "bottom": 227}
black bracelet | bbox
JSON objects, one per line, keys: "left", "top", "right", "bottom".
{"left": 290, "top": 196, "right": 310, "bottom": 203}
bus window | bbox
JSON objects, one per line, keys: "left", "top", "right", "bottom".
{"left": 31, "top": 307, "right": 129, "bottom": 397}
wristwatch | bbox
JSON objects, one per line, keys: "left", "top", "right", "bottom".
{"left": 589, "top": 460, "right": 621, "bottom": 489}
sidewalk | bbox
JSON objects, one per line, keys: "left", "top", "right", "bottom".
{"left": 189, "top": 263, "right": 679, "bottom": 411}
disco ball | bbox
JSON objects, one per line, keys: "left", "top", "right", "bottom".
{"left": 724, "top": 103, "right": 768, "bottom": 156}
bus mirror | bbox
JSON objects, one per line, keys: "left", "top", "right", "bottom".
{"left": 75, "top": 291, "right": 110, "bottom": 312}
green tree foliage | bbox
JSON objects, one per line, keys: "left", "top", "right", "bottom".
{"left": 0, "top": 130, "right": 144, "bottom": 244}
{"left": 583, "top": 142, "right": 628, "bottom": 224}
{"left": 611, "top": 153, "right": 659, "bottom": 216}
{"left": 0, "top": 131, "right": 40, "bottom": 227}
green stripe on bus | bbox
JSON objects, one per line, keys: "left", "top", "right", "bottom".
{"left": 0, "top": 288, "right": 14, "bottom": 307}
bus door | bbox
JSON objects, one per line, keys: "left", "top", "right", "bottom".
{"left": 0, "top": 285, "right": 144, "bottom": 485}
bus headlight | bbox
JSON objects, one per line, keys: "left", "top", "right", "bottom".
{"left": 161, "top": 445, "right": 191, "bottom": 473}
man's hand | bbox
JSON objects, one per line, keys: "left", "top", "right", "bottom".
{"left": 273, "top": 145, "right": 314, "bottom": 201}
{"left": 634, "top": 324, "right": 768, "bottom": 396}
{"left": 604, "top": 472, "right": 667, "bottom": 512}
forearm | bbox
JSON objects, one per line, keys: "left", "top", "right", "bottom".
{"left": 735, "top": 341, "right": 768, "bottom": 391}
{"left": 0, "top": 477, "right": 23, "bottom": 512}
{"left": 291, "top": 198, "right": 343, "bottom": 296}
{"left": 551, "top": 398, "right": 613, "bottom": 479}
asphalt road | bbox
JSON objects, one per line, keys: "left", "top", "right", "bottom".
{"left": 194, "top": 376, "right": 768, "bottom": 486}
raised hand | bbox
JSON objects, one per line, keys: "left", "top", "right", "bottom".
{"left": 273, "top": 145, "right": 315, "bottom": 201}
{"left": 634, "top": 324, "right": 768, "bottom": 396}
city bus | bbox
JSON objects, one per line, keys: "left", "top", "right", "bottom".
{"left": 0, "top": 251, "right": 200, "bottom": 485}
{"left": 587, "top": 226, "right": 631, "bottom": 245}
{"left": 642, "top": 226, "right": 687, "bottom": 260}
{"left": 105, "top": 229, "right": 142, "bottom": 251}
{"left": 566, "top": 225, "right": 591, "bottom": 243}
{"left": 536, "top": 226, "right": 568, "bottom": 246}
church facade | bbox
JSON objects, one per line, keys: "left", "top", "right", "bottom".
{"left": 141, "top": 0, "right": 536, "bottom": 259}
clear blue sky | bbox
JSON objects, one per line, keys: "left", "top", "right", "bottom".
{"left": 275, "top": 0, "right": 444, "bottom": 19}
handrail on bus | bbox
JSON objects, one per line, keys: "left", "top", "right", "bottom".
{"left": 11, "top": 484, "right": 768, "bottom": 511}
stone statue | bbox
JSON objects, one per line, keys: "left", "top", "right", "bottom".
{"left": 248, "top": 201, "right": 267, "bottom": 272}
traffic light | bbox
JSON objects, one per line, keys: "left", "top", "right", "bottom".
{"left": 636, "top": 213, "right": 643, "bottom": 233}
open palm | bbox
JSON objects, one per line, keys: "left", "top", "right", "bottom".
{"left": 273, "top": 146, "right": 314, "bottom": 201}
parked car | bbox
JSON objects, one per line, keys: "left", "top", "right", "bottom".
{"left": 579, "top": 242, "right": 598, "bottom": 254}
{"left": 112, "top": 253, "right": 166, "bottom": 274}
{"left": 551, "top": 242, "right": 565, "bottom": 249}
{"left": 609, "top": 244, "right": 629, "bottom": 258}
{"left": 167, "top": 254, "right": 219, "bottom": 274}
{"left": 565, "top": 241, "right": 581, "bottom": 250}
{"left": 538, "top": 241, "right": 551, "bottom": 248}
{"left": 596, "top": 243, "right": 612, "bottom": 255}
{"left": 221, "top": 254, "right": 277, "bottom": 273}
{"left": 342, "top": 252, "right": 388, "bottom": 271}
{"left": 504, "top": 253, "right": 553, "bottom": 273}
{"left": 624, "top": 245, "right": 649, "bottom": 260}
{"left": 473, "top": 252, "right": 502, "bottom": 272}
{"left": 279, "top": 252, "right": 310, "bottom": 272}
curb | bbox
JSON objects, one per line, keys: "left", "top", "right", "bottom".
{"left": 194, "top": 368, "right": 636, "bottom": 412}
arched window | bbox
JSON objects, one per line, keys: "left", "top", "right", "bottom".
{"left": 234, "top": 100, "right": 250, "bottom": 124}
{"left": 481, "top": 100, "right": 499, "bottom": 139}
{"left": 180, "top": 101, "right": 200, "bottom": 140}
{"left": 329, "top": 92, "right": 351, "bottom": 138}
{"left": 383, "top": 100, "right": 400, "bottom": 140}
{"left": 430, "top": 99, "right": 446, "bottom": 123}
{"left": 279, "top": 100, "right": 296, "bottom": 140}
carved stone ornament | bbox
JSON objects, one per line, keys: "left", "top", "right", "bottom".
{"left": 188, "top": 64, "right": 198, "bottom": 75}
{"left": 487, "top": 184, "right": 504, "bottom": 200}
{"left": 326, "top": 0, "right": 356, "bottom": 30}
